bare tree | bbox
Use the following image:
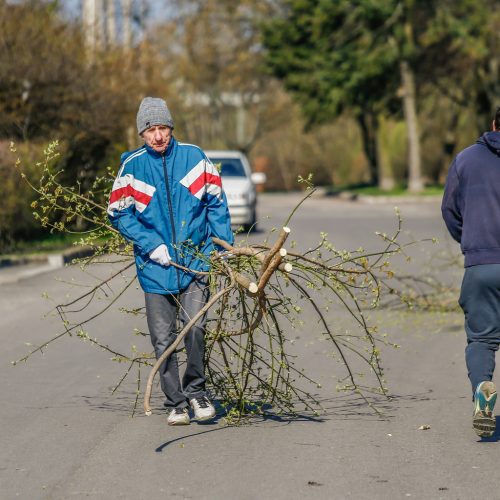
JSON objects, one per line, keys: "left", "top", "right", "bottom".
{"left": 400, "top": 61, "right": 423, "bottom": 193}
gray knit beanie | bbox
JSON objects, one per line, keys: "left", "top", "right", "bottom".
{"left": 136, "top": 97, "right": 174, "bottom": 135}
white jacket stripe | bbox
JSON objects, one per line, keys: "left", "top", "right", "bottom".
{"left": 117, "top": 148, "right": 146, "bottom": 177}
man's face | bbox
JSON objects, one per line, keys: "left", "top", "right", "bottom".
{"left": 142, "top": 125, "right": 172, "bottom": 153}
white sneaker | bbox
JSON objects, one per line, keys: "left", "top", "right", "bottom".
{"left": 189, "top": 396, "right": 216, "bottom": 421}
{"left": 167, "top": 407, "right": 190, "bottom": 426}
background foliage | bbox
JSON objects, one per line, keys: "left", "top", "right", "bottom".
{"left": 0, "top": 0, "right": 498, "bottom": 251}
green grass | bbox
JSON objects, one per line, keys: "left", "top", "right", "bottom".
{"left": 328, "top": 184, "right": 444, "bottom": 197}
{"left": 2, "top": 233, "right": 95, "bottom": 257}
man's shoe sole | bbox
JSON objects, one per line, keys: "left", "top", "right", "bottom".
{"left": 473, "top": 381, "right": 497, "bottom": 437}
{"left": 473, "top": 413, "right": 496, "bottom": 437}
{"left": 194, "top": 410, "right": 216, "bottom": 422}
{"left": 189, "top": 398, "right": 216, "bottom": 421}
{"left": 167, "top": 419, "right": 190, "bottom": 426}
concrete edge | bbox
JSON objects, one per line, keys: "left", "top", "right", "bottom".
{"left": 0, "top": 246, "right": 96, "bottom": 285}
{"left": 322, "top": 190, "right": 442, "bottom": 204}
{"left": 262, "top": 188, "right": 442, "bottom": 204}
{"left": 355, "top": 194, "right": 442, "bottom": 204}
{"left": 0, "top": 246, "right": 95, "bottom": 269}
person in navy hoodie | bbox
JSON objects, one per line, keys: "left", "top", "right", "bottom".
{"left": 442, "top": 107, "right": 500, "bottom": 437}
{"left": 108, "top": 97, "right": 233, "bottom": 425}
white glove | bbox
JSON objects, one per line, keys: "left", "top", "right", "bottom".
{"left": 149, "top": 244, "right": 171, "bottom": 266}
{"left": 218, "top": 251, "right": 234, "bottom": 260}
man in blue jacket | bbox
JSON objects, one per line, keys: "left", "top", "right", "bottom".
{"left": 442, "top": 108, "right": 500, "bottom": 437}
{"left": 108, "top": 97, "right": 233, "bottom": 425}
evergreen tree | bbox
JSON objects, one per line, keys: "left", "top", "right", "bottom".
{"left": 262, "top": 0, "right": 486, "bottom": 191}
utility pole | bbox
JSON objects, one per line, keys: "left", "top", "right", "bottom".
{"left": 94, "top": 0, "right": 105, "bottom": 50}
{"left": 82, "top": 0, "right": 106, "bottom": 57}
{"left": 105, "top": 0, "right": 117, "bottom": 46}
{"left": 122, "top": 0, "right": 133, "bottom": 49}
{"left": 82, "top": 0, "right": 97, "bottom": 54}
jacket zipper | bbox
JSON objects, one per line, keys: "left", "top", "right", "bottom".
{"left": 162, "top": 153, "right": 181, "bottom": 291}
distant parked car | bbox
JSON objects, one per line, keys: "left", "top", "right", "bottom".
{"left": 205, "top": 150, "right": 266, "bottom": 231}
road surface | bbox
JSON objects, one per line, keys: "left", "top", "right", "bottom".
{"left": 1, "top": 193, "right": 494, "bottom": 500}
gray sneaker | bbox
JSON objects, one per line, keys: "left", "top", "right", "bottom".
{"left": 189, "top": 396, "right": 216, "bottom": 421}
{"left": 167, "top": 407, "right": 190, "bottom": 426}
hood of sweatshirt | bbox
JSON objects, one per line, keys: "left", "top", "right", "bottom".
{"left": 478, "top": 131, "right": 500, "bottom": 157}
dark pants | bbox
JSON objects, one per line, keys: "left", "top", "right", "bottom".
{"left": 145, "top": 278, "right": 210, "bottom": 409}
{"left": 459, "top": 264, "right": 500, "bottom": 394}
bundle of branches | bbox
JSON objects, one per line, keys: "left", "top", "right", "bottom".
{"left": 11, "top": 142, "right": 430, "bottom": 421}
{"left": 377, "top": 245, "right": 462, "bottom": 313}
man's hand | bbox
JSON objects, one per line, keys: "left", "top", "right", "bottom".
{"left": 149, "top": 244, "right": 171, "bottom": 266}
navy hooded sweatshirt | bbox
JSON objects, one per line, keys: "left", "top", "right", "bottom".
{"left": 442, "top": 131, "right": 500, "bottom": 267}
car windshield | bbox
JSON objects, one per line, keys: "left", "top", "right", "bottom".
{"left": 210, "top": 158, "right": 246, "bottom": 178}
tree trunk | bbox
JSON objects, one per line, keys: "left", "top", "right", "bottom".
{"left": 439, "top": 110, "right": 459, "bottom": 184}
{"left": 356, "top": 112, "right": 379, "bottom": 186}
{"left": 376, "top": 115, "right": 395, "bottom": 191}
{"left": 400, "top": 60, "right": 423, "bottom": 193}
{"left": 233, "top": 92, "right": 246, "bottom": 149}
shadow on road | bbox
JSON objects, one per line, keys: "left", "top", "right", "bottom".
{"left": 477, "top": 416, "right": 500, "bottom": 443}
{"left": 313, "top": 390, "right": 436, "bottom": 421}
{"left": 152, "top": 392, "right": 437, "bottom": 453}
{"left": 155, "top": 426, "right": 230, "bottom": 453}
{"left": 79, "top": 392, "right": 144, "bottom": 416}
{"left": 77, "top": 387, "right": 435, "bottom": 424}
{"left": 154, "top": 411, "right": 325, "bottom": 452}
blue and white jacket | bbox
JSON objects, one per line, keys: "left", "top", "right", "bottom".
{"left": 108, "top": 137, "right": 233, "bottom": 293}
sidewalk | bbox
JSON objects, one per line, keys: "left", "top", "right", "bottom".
{"left": 0, "top": 246, "right": 93, "bottom": 285}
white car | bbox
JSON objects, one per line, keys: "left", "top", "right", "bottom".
{"left": 205, "top": 150, "right": 266, "bottom": 230}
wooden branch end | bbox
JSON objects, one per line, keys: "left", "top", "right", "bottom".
{"left": 211, "top": 237, "right": 233, "bottom": 251}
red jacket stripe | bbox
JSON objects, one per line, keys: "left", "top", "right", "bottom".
{"left": 188, "top": 173, "right": 222, "bottom": 195}
{"left": 109, "top": 185, "right": 153, "bottom": 206}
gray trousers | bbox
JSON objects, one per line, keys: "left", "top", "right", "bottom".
{"left": 145, "top": 278, "right": 210, "bottom": 409}
{"left": 459, "top": 264, "right": 500, "bottom": 394}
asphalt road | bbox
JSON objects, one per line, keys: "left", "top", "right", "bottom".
{"left": 1, "top": 193, "right": 495, "bottom": 500}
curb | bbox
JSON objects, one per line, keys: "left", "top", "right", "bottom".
{"left": 0, "top": 246, "right": 94, "bottom": 268}
{"left": 0, "top": 254, "right": 47, "bottom": 269}
{"left": 355, "top": 194, "right": 442, "bottom": 204}
{"left": 0, "top": 246, "right": 95, "bottom": 285}
{"left": 324, "top": 191, "right": 442, "bottom": 204}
